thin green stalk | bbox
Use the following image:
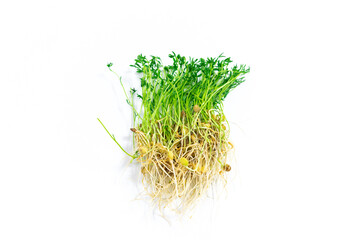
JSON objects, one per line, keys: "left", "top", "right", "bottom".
{"left": 97, "top": 118, "right": 136, "bottom": 159}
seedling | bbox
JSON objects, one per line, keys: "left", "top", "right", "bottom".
{"left": 99, "top": 52, "right": 249, "bottom": 213}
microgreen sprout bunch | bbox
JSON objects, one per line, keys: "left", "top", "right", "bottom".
{"left": 99, "top": 52, "right": 249, "bottom": 213}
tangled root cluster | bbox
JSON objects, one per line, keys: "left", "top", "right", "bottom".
{"left": 132, "top": 113, "right": 233, "bottom": 213}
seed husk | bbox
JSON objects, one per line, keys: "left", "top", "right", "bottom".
{"left": 224, "top": 164, "right": 231, "bottom": 172}
{"left": 168, "top": 151, "right": 174, "bottom": 160}
{"left": 193, "top": 105, "right": 201, "bottom": 113}
{"left": 139, "top": 146, "right": 148, "bottom": 155}
{"left": 179, "top": 157, "right": 189, "bottom": 166}
{"left": 201, "top": 123, "right": 211, "bottom": 128}
{"left": 199, "top": 165, "right": 207, "bottom": 174}
{"left": 141, "top": 166, "right": 146, "bottom": 175}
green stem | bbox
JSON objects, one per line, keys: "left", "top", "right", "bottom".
{"left": 108, "top": 68, "right": 143, "bottom": 120}
{"left": 97, "top": 118, "right": 136, "bottom": 159}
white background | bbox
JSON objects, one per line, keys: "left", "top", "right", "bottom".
{"left": 1, "top": 0, "right": 359, "bottom": 239}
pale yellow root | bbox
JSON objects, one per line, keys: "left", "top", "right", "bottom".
{"left": 134, "top": 122, "right": 233, "bottom": 214}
